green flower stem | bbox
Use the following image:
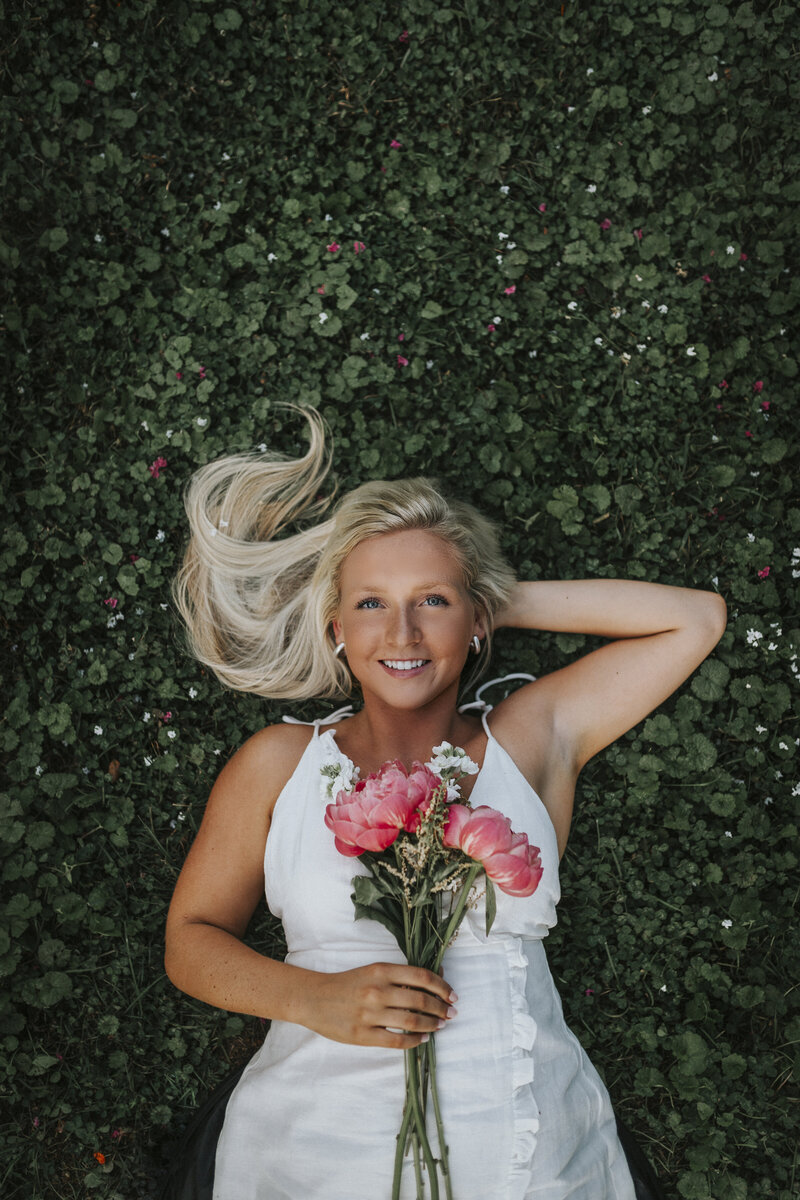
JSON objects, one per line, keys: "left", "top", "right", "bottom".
{"left": 433, "top": 862, "right": 484, "bottom": 973}
{"left": 426, "top": 1035, "right": 454, "bottom": 1200}
{"left": 407, "top": 1044, "right": 440, "bottom": 1200}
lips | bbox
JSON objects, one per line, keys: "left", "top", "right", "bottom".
{"left": 379, "top": 659, "right": 431, "bottom": 676}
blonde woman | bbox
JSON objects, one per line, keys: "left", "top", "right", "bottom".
{"left": 163, "top": 406, "right": 726, "bottom": 1200}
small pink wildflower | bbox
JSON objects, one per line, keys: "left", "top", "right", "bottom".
{"left": 148, "top": 456, "right": 167, "bottom": 479}
{"left": 33, "top": 1117, "right": 40, "bottom": 1128}
{"left": 198, "top": 366, "right": 207, "bottom": 379}
{"left": 504, "top": 285, "right": 516, "bottom": 295}
{"left": 716, "top": 403, "right": 722, "bottom": 410}
{"left": 745, "top": 429, "right": 753, "bottom": 438}
{"left": 599, "top": 218, "right": 612, "bottom": 231}
{"left": 584, "top": 988, "right": 595, "bottom": 996}
{"left": 129, "top": 554, "right": 140, "bottom": 563}
{"left": 761, "top": 400, "right": 770, "bottom": 411}
{"left": 702, "top": 274, "right": 711, "bottom": 283}
{"left": 111, "top": 1129, "right": 122, "bottom": 1141}
{"left": 175, "top": 371, "right": 182, "bottom": 380}
{"left": 390, "top": 139, "right": 402, "bottom": 149}
{"left": 163, "top": 711, "right": 172, "bottom": 721}
{"left": 538, "top": 203, "right": 546, "bottom": 212}
{"left": 399, "top": 30, "right": 409, "bottom": 43}
{"left": 634, "top": 228, "right": 643, "bottom": 241}
{"left": 487, "top": 323, "right": 496, "bottom": 332}
{"left": 380, "top": 165, "right": 387, "bottom": 173}
{"left": 316, "top": 286, "right": 325, "bottom": 294}
{"left": 757, "top": 567, "right": 770, "bottom": 579}
{"left": 397, "top": 355, "right": 408, "bottom": 367}
{"left": 397, "top": 333, "right": 405, "bottom": 342}
{"left": 740, "top": 252, "right": 748, "bottom": 261}
{"left": 753, "top": 380, "right": 763, "bottom": 392}
{"left": 719, "top": 380, "right": 729, "bottom": 389}
{"left": 326, "top": 242, "right": 340, "bottom": 252}
{"left": 353, "top": 240, "right": 366, "bottom": 254}
{"left": 104, "top": 598, "right": 118, "bottom": 609}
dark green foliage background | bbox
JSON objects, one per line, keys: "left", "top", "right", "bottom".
{"left": 2, "top": 0, "right": 798, "bottom": 1196}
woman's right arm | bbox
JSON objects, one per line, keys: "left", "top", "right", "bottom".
{"left": 164, "top": 725, "right": 456, "bottom": 1048}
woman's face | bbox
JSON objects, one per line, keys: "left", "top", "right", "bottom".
{"left": 332, "top": 529, "right": 485, "bottom": 712}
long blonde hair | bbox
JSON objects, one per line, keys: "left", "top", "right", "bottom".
{"left": 172, "top": 406, "right": 517, "bottom": 700}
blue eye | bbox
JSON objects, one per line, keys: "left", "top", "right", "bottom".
{"left": 356, "top": 597, "right": 381, "bottom": 610}
{"left": 423, "top": 594, "right": 448, "bottom": 607}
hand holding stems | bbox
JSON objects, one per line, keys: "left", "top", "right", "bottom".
{"left": 299, "top": 962, "right": 457, "bottom": 1050}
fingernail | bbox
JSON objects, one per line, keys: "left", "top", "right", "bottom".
{"left": 420, "top": 1033, "right": 430, "bottom": 1042}
{"left": 447, "top": 1005, "right": 458, "bottom": 1018}
{"left": 436, "top": 1019, "right": 446, "bottom": 1030}
{"left": 449, "top": 991, "right": 459, "bottom": 1003}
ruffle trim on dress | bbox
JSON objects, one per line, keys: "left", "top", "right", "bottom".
{"left": 504, "top": 936, "right": 540, "bottom": 1199}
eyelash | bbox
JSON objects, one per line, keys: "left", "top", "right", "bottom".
{"left": 355, "top": 594, "right": 449, "bottom": 610}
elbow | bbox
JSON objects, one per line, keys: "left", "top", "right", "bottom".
{"left": 705, "top": 591, "right": 727, "bottom": 642}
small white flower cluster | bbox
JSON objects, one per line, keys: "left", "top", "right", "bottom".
{"left": 427, "top": 743, "right": 479, "bottom": 780}
{"left": 746, "top": 628, "right": 763, "bottom": 646}
{"left": 320, "top": 755, "right": 360, "bottom": 802}
{"left": 792, "top": 548, "right": 800, "bottom": 579}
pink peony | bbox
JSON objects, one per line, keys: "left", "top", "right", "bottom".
{"left": 443, "top": 804, "right": 543, "bottom": 897}
{"left": 325, "top": 760, "right": 439, "bottom": 857}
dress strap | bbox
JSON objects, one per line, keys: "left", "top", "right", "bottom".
{"left": 282, "top": 704, "right": 355, "bottom": 733}
{"left": 458, "top": 674, "right": 537, "bottom": 738}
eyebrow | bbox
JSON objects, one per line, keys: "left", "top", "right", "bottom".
{"left": 350, "top": 581, "right": 461, "bottom": 592}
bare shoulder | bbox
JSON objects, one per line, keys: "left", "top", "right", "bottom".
{"left": 487, "top": 680, "right": 578, "bottom": 858}
{"left": 211, "top": 721, "right": 316, "bottom": 825}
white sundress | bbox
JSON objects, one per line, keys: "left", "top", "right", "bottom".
{"left": 212, "top": 677, "right": 637, "bottom": 1199}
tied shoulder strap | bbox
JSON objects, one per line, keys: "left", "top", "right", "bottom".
{"left": 281, "top": 704, "right": 355, "bottom": 730}
{"left": 458, "top": 673, "right": 537, "bottom": 735}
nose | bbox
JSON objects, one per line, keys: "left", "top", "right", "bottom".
{"left": 388, "top": 604, "right": 422, "bottom": 647}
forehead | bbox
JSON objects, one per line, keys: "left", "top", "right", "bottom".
{"left": 340, "top": 529, "right": 465, "bottom": 588}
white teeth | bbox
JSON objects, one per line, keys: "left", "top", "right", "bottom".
{"left": 383, "top": 659, "right": 426, "bottom": 671}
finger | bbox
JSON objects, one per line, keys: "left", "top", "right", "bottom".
{"left": 391, "top": 965, "right": 459, "bottom": 1005}
{"left": 385, "top": 985, "right": 456, "bottom": 1024}
{"left": 371, "top": 1027, "right": 432, "bottom": 1051}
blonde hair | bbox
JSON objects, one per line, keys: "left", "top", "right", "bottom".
{"left": 172, "top": 405, "right": 517, "bottom": 700}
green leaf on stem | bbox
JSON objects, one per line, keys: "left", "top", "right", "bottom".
{"left": 485, "top": 877, "right": 497, "bottom": 937}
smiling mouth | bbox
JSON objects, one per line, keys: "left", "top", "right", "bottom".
{"left": 380, "top": 658, "right": 430, "bottom": 672}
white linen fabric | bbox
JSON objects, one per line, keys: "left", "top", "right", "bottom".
{"left": 213, "top": 681, "right": 637, "bottom": 1199}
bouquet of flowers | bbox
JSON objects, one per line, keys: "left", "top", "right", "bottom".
{"left": 323, "top": 742, "right": 543, "bottom": 1200}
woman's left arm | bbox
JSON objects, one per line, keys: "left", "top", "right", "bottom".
{"left": 495, "top": 579, "right": 727, "bottom": 772}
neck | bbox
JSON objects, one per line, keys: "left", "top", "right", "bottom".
{"left": 349, "top": 683, "right": 472, "bottom": 769}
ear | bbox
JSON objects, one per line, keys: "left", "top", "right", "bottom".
{"left": 331, "top": 617, "right": 343, "bottom": 642}
{"left": 473, "top": 609, "right": 487, "bottom": 639}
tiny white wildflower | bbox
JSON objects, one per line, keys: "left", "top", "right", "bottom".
{"left": 567, "top": 106, "right": 576, "bottom": 112}
{"left": 642, "top": 105, "right": 652, "bottom": 115}
{"left": 213, "top": 201, "right": 221, "bottom": 211}
{"left": 498, "top": 232, "right": 509, "bottom": 240}
{"left": 426, "top": 360, "right": 434, "bottom": 369}
{"left": 167, "top": 730, "right": 177, "bottom": 740}
{"left": 141, "top": 420, "right": 149, "bottom": 431}
{"left": 707, "top": 71, "right": 719, "bottom": 82}
{"left": 586, "top": 67, "right": 595, "bottom": 75}
{"left": 221, "top": 152, "right": 231, "bottom": 161}
{"left": 637, "top": 343, "right": 646, "bottom": 352}
{"left": 779, "top": 742, "right": 788, "bottom": 751}
{"left": 94, "top": 725, "right": 103, "bottom": 736}
{"left": 166, "top": 429, "right": 173, "bottom": 438}
{"left": 594, "top": 337, "right": 603, "bottom": 345}
{"left": 746, "top": 532, "right": 755, "bottom": 542}
{"left": 318, "top": 312, "right": 328, "bottom": 324}
{"left": 507, "top": 241, "right": 516, "bottom": 249}
{"left": 189, "top": 687, "right": 198, "bottom": 699}
{"left": 155, "top": 529, "right": 166, "bottom": 542}
{"left": 143, "top": 711, "right": 151, "bottom": 722}
{"left": 324, "top": 213, "right": 333, "bottom": 221}
{"left": 360, "top": 332, "right": 370, "bottom": 340}
{"left": 499, "top": 185, "right": 510, "bottom": 193}
{"left": 496, "top": 254, "right": 504, "bottom": 264}
{"left": 35, "top": 765, "right": 44, "bottom": 776}
{"left": 567, "top": 301, "right": 578, "bottom": 311}
{"left": 687, "top": 346, "right": 696, "bottom": 357}
{"left": 724, "top": 830, "right": 732, "bottom": 837}
{"left": 267, "top": 252, "right": 277, "bottom": 262}
{"left": 721, "top": 919, "right": 732, "bottom": 928}
{"left": 586, "top": 183, "right": 597, "bottom": 193}
{"left": 768, "top": 642, "right": 778, "bottom": 651}
{"left": 764, "top": 796, "right": 773, "bottom": 805}
{"left": 711, "top": 576, "right": 719, "bottom": 586}
{"left": 529, "top": 350, "right": 537, "bottom": 358}
{"left": 659, "top": 984, "right": 667, "bottom": 992}
{"left": 641, "top": 300, "right": 651, "bottom": 309}
{"left": 196, "top": 417, "right": 208, "bottom": 427}
{"left": 161, "top": 228, "right": 170, "bottom": 237}
{"left": 746, "top": 629, "right": 763, "bottom": 645}
{"left": 755, "top": 725, "right": 767, "bottom": 733}
{"left": 657, "top": 304, "right": 668, "bottom": 314}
